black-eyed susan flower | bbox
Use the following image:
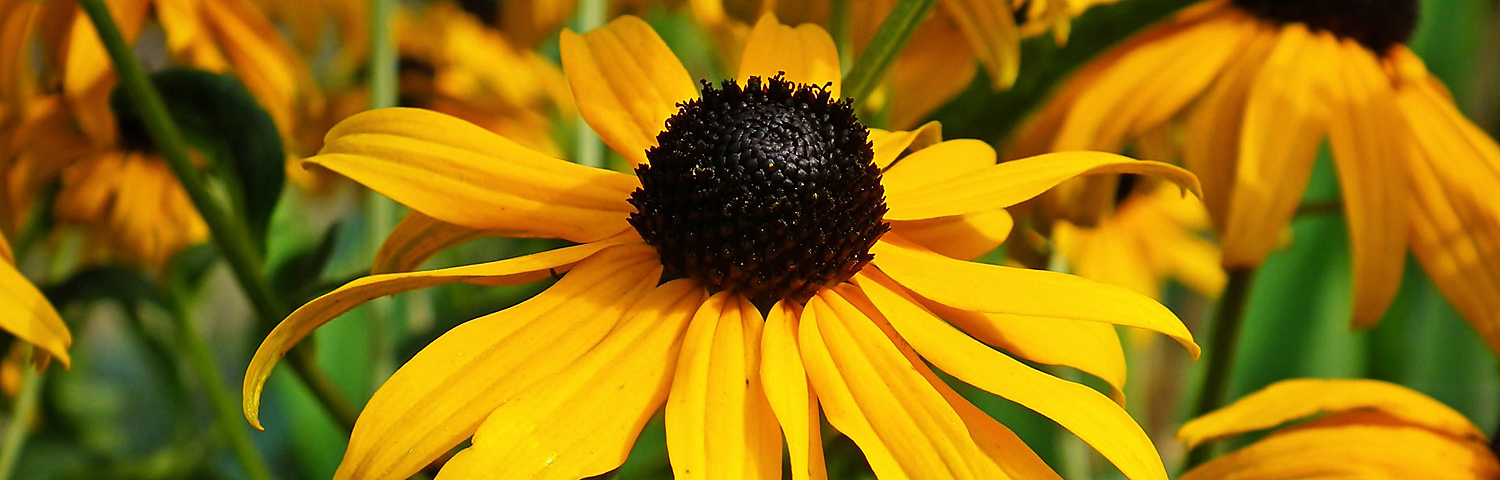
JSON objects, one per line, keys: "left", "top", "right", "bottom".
{"left": 1178, "top": 379, "right": 1500, "bottom": 479}
{"left": 1016, "top": 0, "right": 1500, "bottom": 352}
{"left": 244, "top": 14, "right": 1205, "bottom": 480}
{"left": 0, "top": 232, "right": 71, "bottom": 368}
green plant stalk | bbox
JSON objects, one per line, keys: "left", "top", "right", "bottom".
{"left": 76, "top": 0, "right": 358, "bottom": 433}
{"left": 0, "top": 347, "right": 41, "bottom": 480}
{"left": 1183, "top": 266, "right": 1257, "bottom": 471}
{"left": 572, "top": 0, "right": 609, "bottom": 169}
{"left": 829, "top": 0, "right": 853, "bottom": 71}
{"left": 168, "top": 295, "right": 276, "bottom": 480}
{"left": 840, "top": 0, "right": 938, "bottom": 103}
{"left": 365, "top": 0, "right": 403, "bottom": 390}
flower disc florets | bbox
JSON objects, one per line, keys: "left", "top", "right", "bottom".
{"left": 629, "top": 74, "right": 889, "bottom": 305}
{"left": 1233, "top": 0, "right": 1418, "bottom": 53}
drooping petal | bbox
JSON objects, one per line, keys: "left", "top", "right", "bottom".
{"left": 738, "top": 14, "right": 841, "bottom": 96}
{"left": 1326, "top": 39, "right": 1407, "bottom": 327}
{"left": 939, "top": 0, "right": 1020, "bottom": 89}
{"left": 854, "top": 272, "right": 1169, "bottom": 480}
{"left": 1178, "top": 379, "right": 1484, "bottom": 448}
{"left": 310, "top": 108, "right": 639, "bottom": 243}
{"left": 1182, "top": 21, "right": 1278, "bottom": 228}
{"left": 244, "top": 239, "right": 648, "bottom": 429}
{"left": 761, "top": 301, "right": 828, "bottom": 480}
{"left": 889, "top": 209, "right": 1013, "bottom": 261}
{"left": 1179, "top": 423, "right": 1500, "bottom": 480}
{"left": 1220, "top": 26, "right": 1337, "bottom": 267}
{"left": 327, "top": 248, "right": 666, "bottom": 480}
{"left": 871, "top": 236, "right": 1199, "bottom": 357}
{"left": 560, "top": 15, "right": 698, "bottom": 165}
{"left": 0, "top": 237, "right": 71, "bottom": 367}
{"left": 884, "top": 152, "right": 1200, "bottom": 222}
{"left": 869, "top": 122, "right": 942, "bottom": 170}
{"left": 372, "top": 211, "right": 490, "bottom": 274}
{"left": 800, "top": 291, "right": 1009, "bottom": 479}
{"left": 888, "top": 15, "right": 978, "bottom": 129}
{"left": 435, "top": 279, "right": 706, "bottom": 480}
{"left": 667, "top": 292, "right": 782, "bottom": 480}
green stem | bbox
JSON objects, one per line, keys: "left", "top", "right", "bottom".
{"left": 368, "top": 0, "right": 398, "bottom": 110}
{"left": 76, "top": 0, "right": 358, "bottom": 433}
{"left": 0, "top": 347, "right": 42, "bottom": 480}
{"left": 365, "top": 0, "right": 403, "bottom": 392}
{"left": 167, "top": 294, "right": 276, "bottom": 480}
{"left": 1183, "top": 267, "right": 1256, "bottom": 471}
{"left": 829, "top": 0, "right": 853, "bottom": 71}
{"left": 1294, "top": 200, "right": 1342, "bottom": 218}
{"left": 840, "top": 0, "right": 938, "bottom": 103}
{"left": 571, "top": 0, "right": 609, "bottom": 169}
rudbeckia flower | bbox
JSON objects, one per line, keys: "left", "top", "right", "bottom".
{"left": 244, "top": 14, "right": 1204, "bottom": 480}
{"left": 1016, "top": 0, "right": 1500, "bottom": 351}
{"left": 0, "top": 232, "right": 71, "bottom": 368}
{"left": 1178, "top": 379, "right": 1500, "bottom": 479}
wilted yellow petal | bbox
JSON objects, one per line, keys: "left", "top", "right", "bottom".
{"left": 1180, "top": 423, "right": 1499, "bottom": 480}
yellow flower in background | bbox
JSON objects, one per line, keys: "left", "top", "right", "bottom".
{"left": 244, "top": 14, "right": 1205, "bottom": 480}
{"left": 0, "top": 232, "right": 71, "bottom": 368}
{"left": 1016, "top": 0, "right": 1500, "bottom": 351}
{"left": 1178, "top": 379, "right": 1500, "bottom": 479}
{"left": 249, "top": 0, "right": 368, "bottom": 82}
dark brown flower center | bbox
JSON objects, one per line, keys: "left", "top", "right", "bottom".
{"left": 1232, "top": 0, "right": 1419, "bottom": 54}
{"left": 628, "top": 75, "right": 888, "bottom": 304}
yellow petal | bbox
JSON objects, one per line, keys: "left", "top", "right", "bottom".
{"left": 870, "top": 236, "right": 1200, "bottom": 358}
{"left": 939, "top": 0, "right": 1019, "bottom": 89}
{"left": 881, "top": 139, "right": 996, "bottom": 194}
{"left": 0, "top": 253, "right": 71, "bottom": 367}
{"left": 244, "top": 239, "right": 647, "bottom": 430}
{"left": 310, "top": 108, "right": 638, "bottom": 243}
{"left": 869, "top": 122, "right": 943, "bottom": 170}
{"left": 0, "top": 231, "right": 11, "bottom": 264}
{"left": 884, "top": 152, "right": 1200, "bottom": 221}
{"left": 435, "top": 279, "right": 706, "bottom": 480}
{"left": 800, "top": 291, "right": 1008, "bottom": 479}
{"left": 198, "top": 0, "right": 316, "bottom": 133}
{"left": 62, "top": 0, "right": 150, "bottom": 142}
{"left": 1179, "top": 423, "right": 1500, "bottom": 480}
{"left": 1326, "top": 39, "right": 1408, "bottom": 327}
{"left": 372, "top": 211, "right": 489, "bottom": 274}
{"left": 738, "top": 14, "right": 841, "bottom": 96}
{"left": 854, "top": 272, "right": 1168, "bottom": 480}
{"left": 888, "top": 15, "right": 979, "bottom": 129}
{"left": 889, "top": 209, "right": 1013, "bottom": 261}
{"left": 1220, "top": 26, "right": 1336, "bottom": 267}
{"left": 761, "top": 301, "right": 829, "bottom": 480}
{"left": 560, "top": 15, "right": 697, "bottom": 165}
{"left": 1178, "top": 379, "right": 1485, "bottom": 448}
{"left": 1182, "top": 21, "right": 1279, "bottom": 229}
{"left": 328, "top": 248, "right": 665, "bottom": 480}
{"left": 668, "top": 292, "right": 782, "bottom": 480}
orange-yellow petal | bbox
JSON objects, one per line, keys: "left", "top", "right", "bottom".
{"left": 372, "top": 211, "right": 490, "bottom": 274}
{"left": 310, "top": 108, "right": 638, "bottom": 243}
{"left": 0, "top": 241, "right": 71, "bottom": 367}
{"left": 881, "top": 139, "right": 996, "bottom": 194}
{"left": 327, "top": 248, "right": 665, "bottom": 480}
{"left": 738, "top": 14, "right": 841, "bottom": 96}
{"left": 869, "top": 122, "right": 942, "bottom": 170}
{"left": 244, "top": 239, "right": 646, "bottom": 429}
{"left": 435, "top": 279, "right": 706, "bottom": 480}
{"left": 560, "top": 15, "right": 697, "bottom": 165}
{"left": 889, "top": 209, "right": 1013, "bottom": 261}
{"left": 761, "top": 301, "right": 828, "bottom": 480}
{"left": 939, "top": 0, "right": 1020, "bottom": 89}
{"left": 1179, "top": 423, "right": 1500, "bottom": 480}
{"left": 1182, "top": 21, "right": 1279, "bottom": 228}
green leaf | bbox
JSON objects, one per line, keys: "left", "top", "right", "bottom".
{"left": 42, "top": 266, "right": 165, "bottom": 309}
{"left": 269, "top": 223, "right": 343, "bottom": 308}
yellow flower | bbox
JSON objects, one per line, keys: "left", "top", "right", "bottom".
{"left": 244, "top": 14, "right": 1204, "bottom": 480}
{"left": 0, "top": 232, "right": 71, "bottom": 368}
{"left": 1016, "top": 0, "right": 1500, "bottom": 350}
{"left": 1178, "top": 379, "right": 1500, "bottom": 479}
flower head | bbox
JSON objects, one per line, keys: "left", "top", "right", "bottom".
{"left": 245, "top": 14, "right": 1205, "bottom": 480}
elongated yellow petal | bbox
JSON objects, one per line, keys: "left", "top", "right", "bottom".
{"left": 668, "top": 292, "right": 782, "bottom": 480}
{"left": 311, "top": 108, "right": 638, "bottom": 243}
{"left": 1180, "top": 423, "right": 1500, "bottom": 480}
{"left": 1182, "top": 22, "right": 1278, "bottom": 229}
{"left": 889, "top": 209, "right": 1013, "bottom": 261}
{"left": 882, "top": 139, "right": 996, "bottom": 194}
{"left": 1221, "top": 26, "right": 1335, "bottom": 267}
{"left": 244, "top": 239, "right": 646, "bottom": 429}
{"left": 855, "top": 272, "right": 1168, "bottom": 480}
{"left": 738, "top": 14, "right": 841, "bottom": 96}
{"left": 328, "top": 248, "right": 664, "bottom": 480}
{"left": 560, "top": 15, "right": 697, "bottom": 165}
{"left": 940, "top": 0, "right": 1019, "bottom": 88}
{"left": 888, "top": 15, "right": 978, "bottom": 129}
{"left": 801, "top": 292, "right": 1009, "bottom": 480}
{"left": 761, "top": 301, "right": 828, "bottom": 480}
{"left": 372, "top": 211, "right": 489, "bottom": 274}
{"left": 869, "top": 122, "right": 943, "bottom": 169}
{"left": 1178, "top": 379, "right": 1484, "bottom": 448}
{"left": 0, "top": 251, "right": 71, "bottom": 367}
{"left": 1326, "top": 39, "right": 1407, "bottom": 327}
{"left": 435, "top": 279, "right": 706, "bottom": 480}
{"left": 884, "top": 152, "right": 1199, "bottom": 221}
{"left": 871, "top": 237, "right": 1199, "bottom": 357}
{"left": 198, "top": 0, "right": 315, "bottom": 132}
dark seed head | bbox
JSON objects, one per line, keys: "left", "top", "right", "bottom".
{"left": 629, "top": 74, "right": 888, "bottom": 304}
{"left": 1232, "top": 0, "right": 1418, "bottom": 54}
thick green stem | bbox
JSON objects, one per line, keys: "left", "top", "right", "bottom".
{"left": 840, "top": 0, "right": 938, "bottom": 103}
{"left": 364, "top": 0, "right": 403, "bottom": 391}
{"left": 571, "top": 0, "right": 609, "bottom": 169}
{"left": 1183, "top": 267, "right": 1257, "bottom": 471}
{"left": 76, "top": 0, "right": 357, "bottom": 433}
{"left": 168, "top": 296, "right": 276, "bottom": 480}
{"left": 0, "top": 347, "right": 42, "bottom": 480}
